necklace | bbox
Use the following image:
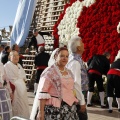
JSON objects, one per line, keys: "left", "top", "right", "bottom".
{"left": 56, "top": 63, "right": 66, "bottom": 73}
{"left": 59, "top": 67, "right": 66, "bottom": 73}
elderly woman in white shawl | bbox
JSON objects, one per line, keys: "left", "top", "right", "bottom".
{"left": 0, "top": 62, "right": 12, "bottom": 119}
{"left": 4, "top": 50, "right": 29, "bottom": 119}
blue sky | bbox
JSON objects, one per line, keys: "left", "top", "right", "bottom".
{"left": 0, "top": 0, "right": 19, "bottom": 30}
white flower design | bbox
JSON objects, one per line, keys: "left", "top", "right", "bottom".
{"left": 57, "top": 0, "right": 96, "bottom": 45}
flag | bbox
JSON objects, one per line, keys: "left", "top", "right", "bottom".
{"left": 10, "top": 0, "right": 38, "bottom": 47}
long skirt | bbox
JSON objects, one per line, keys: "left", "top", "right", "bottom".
{"left": 0, "top": 88, "right": 12, "bottom": 120}
{"left": 44, "top": 101, "right": 79, "bottom": 120}
{"left": 12, "top": 79, "right": 29, "bottom": 118}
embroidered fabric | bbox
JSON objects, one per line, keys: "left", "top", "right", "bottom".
{"left": 40, "top": 65, "right": 62, "bottom": 100}
{"left": 38, "top": 93, "right": 51, "bottom": 99}
{"left": 55, "top": 64, "right": 71, "bottom": 78}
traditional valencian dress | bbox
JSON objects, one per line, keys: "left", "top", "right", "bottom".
{"left": 0, "top": 62, "right": 12, "bottom": 119}
{"left": 4, "top": 61, "right": 29, "bottom": 119}
{"left": 30, "top": 64, "right": 79, "bottom": 120}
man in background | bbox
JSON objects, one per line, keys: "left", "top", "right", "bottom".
{"left": 34, "top": 46, "right": 50, "bottom": 94}
{"left": 87, "top": 52, "right": 110, "bottom": 108}
{"left": 26, "top": 29, "right": 51, "bottom": 53}
{"left": 1, "top": 46, "right": 11, "bottom": 64}
{"left": 67, "top": 36, "right": 88, "bottom": 120}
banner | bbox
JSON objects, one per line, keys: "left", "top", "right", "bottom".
{"left": 10, "top": 0, "right": 38, "bottom": 47}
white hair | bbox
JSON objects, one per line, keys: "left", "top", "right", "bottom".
{"left": 68, "top": 36, "right": 82, "bottom": 53}
{"left": 115, "top": 50, "right": 120, "bottom": 61}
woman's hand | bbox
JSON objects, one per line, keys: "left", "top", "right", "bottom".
{"left": 36, "top": 111, "right": 40, "bottom": 120}
{"left": 37, "top": 111, "right": 44, "bottom": 120}
{"left": 37, "top": 99, "right": 46, "bottom": 120}
{"left": 10, "top": 93, "right": 14, "bottom": 102}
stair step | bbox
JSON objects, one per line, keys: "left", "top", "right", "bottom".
{"left": 23, "top": 65, "right": 34, "bottom": 67}
{"left": 26, "top": 79, "right": 31, "bottom": 81}
{"left": 26, "top": 74, "right": 32, "bottom": 76}
{"left": 23, "top": 60, "right": 34, "bottom": 62}
{"left": 24, "top": 69, "right": 33, "bottom": 71}
{"left": 23, "top": 55, "right": 35, "bottom": 57}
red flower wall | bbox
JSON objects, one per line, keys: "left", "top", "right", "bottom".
{"left": 53, "top": 0, "right": 120, "bottom": 62}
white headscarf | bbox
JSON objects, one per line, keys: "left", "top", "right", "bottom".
{"left": 48, "top": 48, "right": 59, "bottom": 67}
{"left": 30, "top": 48, "right": 59, "bottom": 120}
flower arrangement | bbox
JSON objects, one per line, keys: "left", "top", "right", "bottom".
{"left": 53, "top": 0, "right": 120, "bottom": 62}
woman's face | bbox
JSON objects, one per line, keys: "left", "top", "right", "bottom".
{"left": 10, "top": 51, "right": 19, "bottom": 64}
{"left": 55, "top": 50, "right": 69, "bottom": 67}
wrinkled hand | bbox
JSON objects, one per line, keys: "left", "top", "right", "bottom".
{"left": 10, "top": 93, "right": 14, "bottom": 102}
{"left": 80, "top": 104, "right": 86, "bottom": 113}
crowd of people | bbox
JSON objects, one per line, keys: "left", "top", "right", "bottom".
{"left": 0, "top": 28, "right": 120, "bottom": 120}
{"left": 30, "top": 34, "right": 120, "bottom": 120}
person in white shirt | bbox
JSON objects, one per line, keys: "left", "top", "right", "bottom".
{"left": 25, "top": 29, "right": 51, "bottom": 53}
{"left": 67, "top": 36, "right": 88, "bottom": 120}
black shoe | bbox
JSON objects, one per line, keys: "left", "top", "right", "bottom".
{"left": 108, "top": 110, "right": 113, "bottom": 113}
{"left": 118, "top": 109, "right": 120, "bottom": 112}
{"left": 87, "top": 104, "right": 93, "bottom": 107}
{"left": 101, "top": 105, "right": 107, "bottom": 108}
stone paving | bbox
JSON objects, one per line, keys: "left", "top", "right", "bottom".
{"left": 28, "top": 92, "right": 120, "bottom": 120}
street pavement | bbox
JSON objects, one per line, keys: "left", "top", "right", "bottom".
{"left": 28, "top": 92, "right": 120, "bottom": 120}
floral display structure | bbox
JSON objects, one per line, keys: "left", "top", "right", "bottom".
{"left": 53, "top": 0, "right": 120, "bottom": 62}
